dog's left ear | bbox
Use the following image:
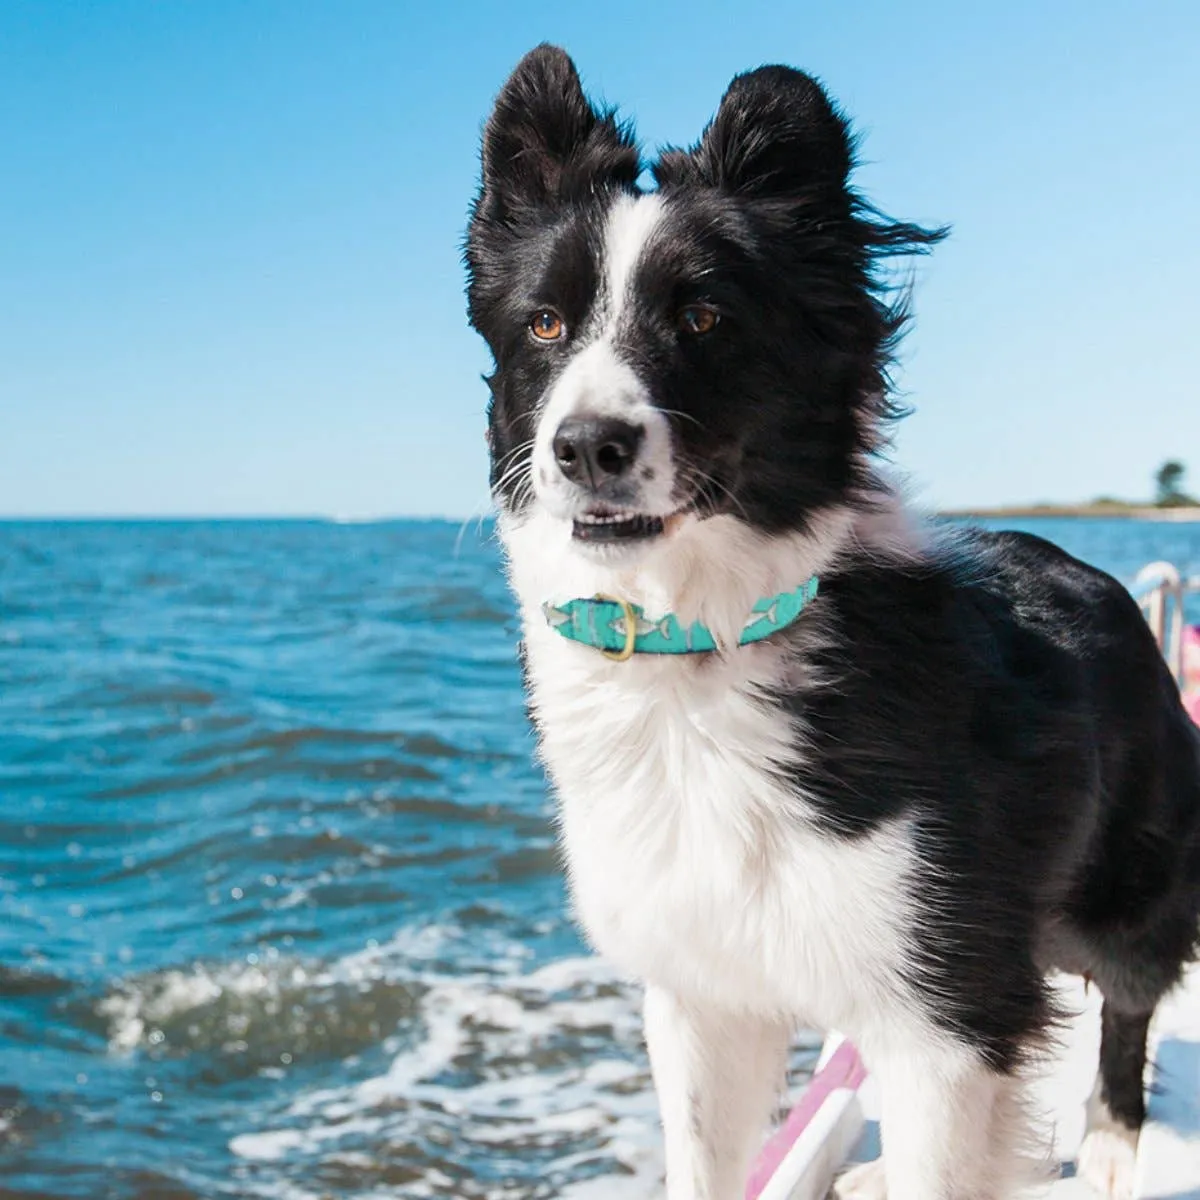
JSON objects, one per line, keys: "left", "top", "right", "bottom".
{"left": 655, "top": 66, "right": 852, "bottom": 199}
{"left": 474, "top": 44, "right": 640, "bottom": 225}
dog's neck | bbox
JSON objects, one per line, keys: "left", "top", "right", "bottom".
{"left": 500, "top": 488, "right": 922, "bottom": 653}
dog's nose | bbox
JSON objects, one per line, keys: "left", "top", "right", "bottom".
{"left": 552, "top": 417, "right": 644, "bottom": 487}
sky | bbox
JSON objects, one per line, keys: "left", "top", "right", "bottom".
{"left": 1, "top": 1, "right": 1197, "bottom": 518}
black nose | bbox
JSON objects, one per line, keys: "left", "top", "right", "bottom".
{"left": 552, "top": 417, "right": 644, "bottom": 487}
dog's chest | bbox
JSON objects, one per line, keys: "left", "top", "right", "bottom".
{"left": 526, "top": 634, "right": 915, "bottom": 1021}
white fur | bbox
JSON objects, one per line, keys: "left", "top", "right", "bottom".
{"left": 833, "top": 1065, "right": 1039, "bottom": 1200}
{"left": 645, "top": 988, "right": 791, "bottom": 1200}
{"left": 603, "top": 192, "right": 665, "bottom": 320}
{"left": 1076, "top": 1128, "right": 1137, "bottom": 1200}
{"left": 870, "top": 1051, "right": 1039, "bottom": 1200}
{"left": 833, "top": 1159, "right": 889, "bottom": 1199}
{"left": 1078, "top": 1088, "right": 1139, "bottom": 1200}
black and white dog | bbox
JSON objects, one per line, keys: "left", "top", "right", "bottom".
{"left": 465, "top": 45, "right": 1200, "bottom": 1200}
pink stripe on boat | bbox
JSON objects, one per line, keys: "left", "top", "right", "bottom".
{"left": 745, "top": 1039, "right": 867, "bottom": 1199}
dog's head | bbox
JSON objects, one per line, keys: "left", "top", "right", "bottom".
{"left": 466, "top": 45, "right": 941, "bottom": 570}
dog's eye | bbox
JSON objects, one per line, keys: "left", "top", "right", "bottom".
{"left": 529, "top": 310, "right": 565, "bottom": 341}
{"left": 677, "top": 305, "right": 719, "bottom": 336}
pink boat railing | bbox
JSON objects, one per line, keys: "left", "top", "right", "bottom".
{"left": 1135, "top": 562, "right": 1200, "bottom": 727}
{"left": 745, "top": 1037, "right": 868, "bottom": 1200}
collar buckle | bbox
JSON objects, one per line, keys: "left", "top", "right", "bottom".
{"left": 594, "top": 593, "right": 637, "bottom": 662}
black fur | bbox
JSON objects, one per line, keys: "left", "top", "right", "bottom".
{"left": 466, "top": 45, "right": 1200, "bottom": 1132}
{"left": 1098, "top": 1004, "right": 1152, "bottom": 1129}
{"left": 789, "top": 529, "right": 1200, "bottom": 1071}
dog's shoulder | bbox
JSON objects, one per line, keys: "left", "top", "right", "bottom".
{"left": 782, "top": 526, "right": 1162, "bottom": 835}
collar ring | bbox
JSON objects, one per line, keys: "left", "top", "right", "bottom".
{"left": 594, "top": 593, "right": 637, "bottom": 662}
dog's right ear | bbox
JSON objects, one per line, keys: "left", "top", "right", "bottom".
{"left": 475, "top": 45, "right": 639, "bottom": 224}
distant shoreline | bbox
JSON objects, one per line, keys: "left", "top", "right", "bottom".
{"left": 940, "top": 504, "right": 1200, "bottom": 522}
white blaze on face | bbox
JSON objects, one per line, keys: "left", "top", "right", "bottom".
{"left": 532, "top": 193, "right": 676, "bottom": 518}
{"left": 603, "top": 192, "right": 665, "bottom": 323}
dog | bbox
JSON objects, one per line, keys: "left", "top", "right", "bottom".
{"left": 464, "top": 45, "right": 1200, "bottom": 1200}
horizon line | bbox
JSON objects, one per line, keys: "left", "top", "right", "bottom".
{"left": 0, "top": 512, "right": 487, "bottom": 524}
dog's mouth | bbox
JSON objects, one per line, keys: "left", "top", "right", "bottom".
{"left": 571, "top": 505, "right": 685, "bottom": 544}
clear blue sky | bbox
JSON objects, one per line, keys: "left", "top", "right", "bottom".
{"left": 2, "top": 1, "right": 1197, "bottom": 517}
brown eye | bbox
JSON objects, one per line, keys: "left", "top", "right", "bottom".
{"left": 677, "top": 305, "right": 719, "bottom": 335}
{"left": 530, "top": 310, "right": 565, "bottom": 341}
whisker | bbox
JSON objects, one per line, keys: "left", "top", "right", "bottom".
{"left": 490, "top": 440, "right": 538, "bottom": 496}
{"left": 657, "top": 407, "right": 705, "bottom": 431}
{"left": 454, "top": 436, "right": 538, "bottom": 557}
{"left": 454, "top": 494, "right": 497, "bottom": 556}
{"left": 677, "top": 462, "right": 750, "bottom": 524}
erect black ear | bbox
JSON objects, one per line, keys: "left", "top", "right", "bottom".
{"left": 654, "top": 66, "right": 852, "bottom": 198}
{"left": 476, "top": 44, "right": 640, "bottom": 223}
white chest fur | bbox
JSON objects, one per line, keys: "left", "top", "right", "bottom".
{"left": 501, "top": 508, "right": 923, "bottom": 1037}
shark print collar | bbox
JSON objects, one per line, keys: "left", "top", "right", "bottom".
{"left": 541, "top": 577, "right": 820, "bottom": 662}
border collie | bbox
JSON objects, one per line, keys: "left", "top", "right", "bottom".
{"left": 465, "top": 45, "right": 1200, "bottom": 1200}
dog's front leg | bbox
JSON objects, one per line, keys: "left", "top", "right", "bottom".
{"left": 644, "top": 986, "right": 790, "bottom": 1200}
{"left": 864, "top": 1041, "right": 1025, "bottom": 1200}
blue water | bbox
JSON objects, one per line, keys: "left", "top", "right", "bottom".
{"left": 1, "top": 517, "right": 1198, "bottom": 1199}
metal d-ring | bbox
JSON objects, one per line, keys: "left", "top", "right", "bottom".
{"left": 593, "top": 593, "right": 637, "bottom": 662}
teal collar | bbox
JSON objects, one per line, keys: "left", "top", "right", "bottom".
{"left": 541, "top": 576, "right": 820, "bottom": 661}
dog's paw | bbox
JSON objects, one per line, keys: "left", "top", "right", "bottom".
{"left": 1076, "top": 1127, "right": 1137, "bottom": 1200}
{"left": 830, "top": 1158, "right": 887, "bottom": 1200}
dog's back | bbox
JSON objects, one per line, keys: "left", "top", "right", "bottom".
{"left": 982, "top": 531, "right": 1200, "bottom": 1023}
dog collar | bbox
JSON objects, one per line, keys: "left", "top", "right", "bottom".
{"left": 541, "top": 577, "right": 820, "bottom": 662}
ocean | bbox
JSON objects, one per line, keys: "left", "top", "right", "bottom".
{"left": 2, "top": 516, "right": 1198, "bottom": 1199}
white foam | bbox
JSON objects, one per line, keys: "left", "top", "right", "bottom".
{"left": 90, "top": 920, "right": 809, "bottom": 1197}
{"left": 229, "top": 1128, "right": 308, "bottom": 1162}
{"left": 222, "top": 923, "right": 666, "bottom": 1195}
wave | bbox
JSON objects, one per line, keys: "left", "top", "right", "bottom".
{"left": 95, "top": 953, "right": 426, "bottom": 1080}
{"left": 225, "top": 931, "right": 664, "bottom": 1199}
